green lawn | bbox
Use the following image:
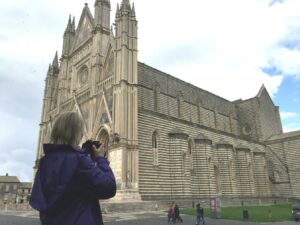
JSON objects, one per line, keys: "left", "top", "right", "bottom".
{"left": 180, "top": 204, "right": 294, "bottom": 222}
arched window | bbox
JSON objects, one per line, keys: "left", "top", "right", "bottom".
{"left": 152, "top": 131, "right": 158, "bottom": 148}
{"left": 177, "top": 92, "right": 184, "bottom": 118}
{"left": 214, "top": 166, "right": 221, "bottom": 194}
{"left": 153, "top": 84, "right": 160, "bottom": 112}
{"left": 78, "top": 65, "right": 89, "bottom": 86}
{"left": 188, "top": 139, "right": 193, "bottom": 169}
{"left": 197, "top": 99, "right": 202, "bottom": 124}
{"left": 152, "top": 131, "right": 159, "bottom": 166}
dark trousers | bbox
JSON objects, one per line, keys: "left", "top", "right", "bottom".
{"left": 174, "top": 215, "right": 183, "bottom": 222}
{"left": 196, "top": 215, "right": 204, "bottom": 225}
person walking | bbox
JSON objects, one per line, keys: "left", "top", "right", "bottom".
{"left": 196, "top": 203, "right": 205, "bottom": 225}
{"left": 174, "top": 204, "right": 183, "bottom": 223}
{"left": 168, "top": 203, "right": 174, "bottom": 223}
{"left": 30, "top": 111, "right": 116, "bottom": 225}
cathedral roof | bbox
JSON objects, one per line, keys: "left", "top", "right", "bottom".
{"left": 267, "top": 130, "right": 300, "bottom": 141}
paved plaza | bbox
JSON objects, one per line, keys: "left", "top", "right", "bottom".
{"left": 0, "top": 210, "right": 299, "bottom": 225}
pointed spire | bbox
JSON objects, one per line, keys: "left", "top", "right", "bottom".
{"left": 116, "top": 3, "right": 120, "bottom": 17}
{"left": 65, "top": 15, "right": 72, "bottom": 33}
{"left": 71, "top": 16, "right": 76, "bottom": 33}
{"left": 131, "top": 3, "right": 136, "bottom": 17}
{"left": 47, "top": 64, "right": 53, "bottom": 76}
{"left": 120, "top": 0, "right": 131, "bottom": 11}
{"left": 52, "top": 51, "right": 59, "bottom": 74}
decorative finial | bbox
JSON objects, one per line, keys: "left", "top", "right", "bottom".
{"left": 131, "top": 3, "right": 136, "bottom": 17}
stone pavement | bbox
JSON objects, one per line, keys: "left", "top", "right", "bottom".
{"left": 0, "top": 210, "right": 299, "bottom": 225}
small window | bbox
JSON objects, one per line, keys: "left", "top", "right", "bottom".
{"left": 197, "top": 100, "right": 202, "bottom": 124}
{"left": 177, "top": 92, "right": 184, "bottom": 118}
{"left": 177, "top": 96, "right": 181, "bottom": 118}
{"left": 78, "top": 66, "right": 89, "bottom": 86}
{"left": 152, "top": 131, "right": 157, "bottom": 149}
{"left": 188, "top": 140, "right": 193, "bottom": 169}
{"left": 153, "top": 84, "right": 160, "bottom": 112}
{"left": 152, "top": 131, "right": 159, "bottom": 166}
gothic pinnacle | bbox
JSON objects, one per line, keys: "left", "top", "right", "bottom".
{"left": 47, "top": 64, "right": 53, "bottom": 76}
{"left": 120, "top": 0, "right": 130, "bottom": 11}
{"left": 131, "top": 3, "right": 136, "bottom": 17}
{"left": 65, "top": 15, "right": 72, "bottom": 32}
{"left": 52, "top": 51, "right": 59, "bottom": 74}
{"left": 116, "top": 3, "right": 120, "bottom": 17}
{"left": 72, "top": 16, "right": 75, "bottom": 32}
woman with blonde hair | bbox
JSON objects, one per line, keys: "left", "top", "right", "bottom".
{"left": 30, "top": 111, "right": 116, "bottom": 225}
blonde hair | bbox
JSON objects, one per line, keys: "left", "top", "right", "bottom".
{"left": 50, "top": 111, "right": 84, "bottom": 146}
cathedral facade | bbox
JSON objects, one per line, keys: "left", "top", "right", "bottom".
{"left": 36, "top": 0, "right": 300, "bottom": 202}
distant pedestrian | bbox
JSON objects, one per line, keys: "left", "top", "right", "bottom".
{"left": 168, "top": 203, "right": 174, "bottom": 223}
{"left": 174, "top": 204, "right": 183, "bottom": 223}
{"left": 196, "top": 203, "right": 205, "bottom": 225}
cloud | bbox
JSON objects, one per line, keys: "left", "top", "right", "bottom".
{"left": 269, "top": 0, "right": 285, "bottom": 6}
{"left": 0, "top": 148, "right": 35, "bottom": 182}
{"left": 0, "top": 161, "right": 34, "bottom": 182}
{"left": 280, "top": 111, "right": 298, "bottom": 119}
{"left": 135, "top": 0, "right": 300, "bottom": 100}
{"left": 282, "top": 122, "right": 300, "bottom": 133}
{"left": 280, "top": 110, "right": 300, "bottom": 132}
{"left": 1, "top": 0, "right": 300, "bottom": 182}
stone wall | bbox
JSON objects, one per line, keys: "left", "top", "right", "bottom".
{"left": 137, "top": 63, "right": 274, "bottom": 200}
{"left": 137, "top": 110, "right": 270, "bottom": 200}
{"left": 138, "top": 63, "right": 282, "bottom": 144}
{"left": 266, "top": 132, "right": 300, "bottom": 199}
{"left": 138, "top": 63, "right": 240, "bottom": 136}
{"left": 254, "top": 88, "right": 283, "bottom": 141}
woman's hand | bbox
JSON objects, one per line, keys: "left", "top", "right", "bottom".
{"left": 93, "top": 144, "right": 107, "bottom": 158}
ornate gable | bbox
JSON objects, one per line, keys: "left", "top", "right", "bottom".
{"left": 72, "top": 5, "right": 94, "bottom": 52}
{"left": 101, "top": 46, "right": 114, "bottom": 80}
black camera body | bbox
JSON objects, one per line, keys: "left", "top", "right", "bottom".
{"left": 82, "top": 140, "right": 102, "bottom": 161}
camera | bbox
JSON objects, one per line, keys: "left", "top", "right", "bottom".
{"left": 82, "top": 140, "right": 102, "bottom": 161}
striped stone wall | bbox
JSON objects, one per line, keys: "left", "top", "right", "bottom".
{"left": 215, "top": 143, "right": 237, "bottom": 196}
{"left": 192, "top": 138, "right": 215, "bottom": 198}
{"left": 253, "top": 152, "right": 270, "bottom": 196}
{"left": 138, "top": 63, "right": 239, "bottom": 136}
{"left": 266, "top": 135, "right": 300, "bottom": 199}
{"left": 235, "top": 148, "right": 255, "bottom": 196}
{"left": 285, "top": 139, "right": 300, "bottom": 198}
{"left": 136, "top": 62, "right": 296, "bottom": 201}
{"left": 137, "top": 110, "right": 270, "bottom": 200}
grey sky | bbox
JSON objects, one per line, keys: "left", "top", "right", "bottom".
{"left": 0, "top": 0, "right": 300, "bottom": 182}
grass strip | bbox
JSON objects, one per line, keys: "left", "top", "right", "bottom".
{"left": 180, "top": 204, "right": 293, "bottom": 222}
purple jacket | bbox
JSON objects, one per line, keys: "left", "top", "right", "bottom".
{"left": 30, "top": 144, "right": 116, "bottom": 225}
